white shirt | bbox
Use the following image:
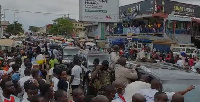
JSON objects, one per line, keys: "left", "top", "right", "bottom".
{"left": 111, "top": 98, "right": 124, "bottom": 102}
{"left": 23, "top": 92, "right": 28, "bottom": 102}
{"left": 53, "top": 49, "right": 59, "bottom": 59}
{"left": 19, "top": 76, "right": 32, "bottom": 88}
{"left": 52, "top": 77, "right": 59, "bottom": 91}
{"left": 22, "top": 98, "right": 29, "bottom": 102}
{"left": 110, "top": 52, "right": 120, "bottom": 63}
{"left": 71, "top": 65, "right": 82, "bottom": 85}
{"left": 0, "top": 94, "right": 20, "bottom": 102}
{"left": 20, "top": 64, "right": 26, "bottom": 78}
{"left": 138, "top": 89, "right": 175, "bottom": 102}
{"left": 48, "top": 67, "right": 54, "bottom": 76}
{"left": 124, "top": 81, "right": 151, "bottom": 102}
{"left": 177, "top": 60, "right": 185, "bottom": 67}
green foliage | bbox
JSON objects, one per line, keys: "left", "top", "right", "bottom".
{"left": 29, "top": 26, "right": 40, "bottom": 32}
{"left": 5, "top": 21, "right": 24, "bottom": 35}
{"left": 48, "top": 17, "right": 74, "bottom": 36}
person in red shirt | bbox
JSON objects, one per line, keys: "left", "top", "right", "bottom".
{"left": 0, "top": 79, "right": 20, "bottom": 102}
{"left": 189, "top": 56, "right": 195, "bottom": 67}
{"left": 113, "top": 80, "right": 126, "bottom": 102}
{"left": 119, "top": 48, "right": 124, "bottom": 56}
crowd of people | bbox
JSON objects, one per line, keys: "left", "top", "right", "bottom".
{"left": 117, "top": 46, "right": 200, "bottom": 74}
{"left": 124, "top": 22, "right": 163, "bottom": 34}
{"left": 0, "top": 35, "right": 197, "bottom": 102}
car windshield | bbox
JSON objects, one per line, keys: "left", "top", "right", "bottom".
{"left": 162, "top": 80, "right": 200, "bottom": 102}
{"left": 172, "top": 48, "right": 184, "bottom": 52}
{"left": 87, "top": 54, "right": 110, "bottom": 66}
{"left": 63, "top": 49, "right": 79, "bottom": 56}
{"left": 186, "top": 48, "right": 196, "bottom": 53}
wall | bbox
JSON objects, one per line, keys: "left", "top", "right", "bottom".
{"left": 175, "top": 34, "right": 191, "bottom": 44}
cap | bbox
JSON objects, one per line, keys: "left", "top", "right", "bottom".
{"left": 12, "top": 73, "right": 20, "bottom": 81}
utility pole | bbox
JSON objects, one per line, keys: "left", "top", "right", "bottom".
{"left": 67, "top": 14, "right": 69, "bottom": 18}
{"left": 14, "top": 12, "right": 16, "bottom": 35}
{"left": 3, "top": 9, "right": 5, "bottom": 21}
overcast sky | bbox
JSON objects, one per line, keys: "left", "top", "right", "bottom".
{"left": 1, "top": 0, "right": 200, "bottom": 30}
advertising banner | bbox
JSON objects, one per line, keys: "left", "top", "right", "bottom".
{"left": 157, "top": 0, "right": 200, "bottom": 17}
{"left": 119, "top": 0, "right": 155, "bottom": 21}
{"left": 79, "top": 0, "right": 119, "bottom": 22}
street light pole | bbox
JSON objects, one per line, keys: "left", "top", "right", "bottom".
{"left": 14, "top": 12, "right": 16, "bottom": 35}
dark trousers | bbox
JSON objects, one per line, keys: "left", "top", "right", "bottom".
{"left": 71, "top": 85, "right": 79, "bottom": 91}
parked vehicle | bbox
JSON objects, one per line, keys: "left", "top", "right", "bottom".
{"left": 62, "top": 47, "right": 80, "bottom": 64}
{"left": 172, "top": 47, "right": 197, "bottom": 56}
{"left": 136, "top": 62, "right": 200, "bottom": 102}
{"left": 62, "top": 47, "right": 80, "bottom": 74}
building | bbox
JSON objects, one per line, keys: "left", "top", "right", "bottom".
{"left": 117, "top": 0, "right": 200, "bottom": 45}
{"left": 73, "top": 21, "right": 85, "bottom": 35}
{"left": 1, "top": 21, "right": 10, "bottom": 30}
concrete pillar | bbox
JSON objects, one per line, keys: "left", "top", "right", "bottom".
{"left": 98, "top": 22, "right": 106, "bottom": 39}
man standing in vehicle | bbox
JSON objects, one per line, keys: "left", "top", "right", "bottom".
{"left": 115, "top": 57, "right": 138, "bottom": 86}
{"left": 110, "top": 45, "right": 120, "bottom": 69}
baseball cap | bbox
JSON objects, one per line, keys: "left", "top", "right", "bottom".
{"left": 11, "top": 73, "right": 20, "bottom": 82}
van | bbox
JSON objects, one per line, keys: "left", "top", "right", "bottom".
{"left": 172, "top": 47, "right": 197, "bottom": 56}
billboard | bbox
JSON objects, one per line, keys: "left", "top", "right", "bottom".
{"left": 119, "top": 0, "right": 155, "bottom": 21}
{"left": 79, "top": 0, "right": 119, "bottom": 22}
{"left": 156, "top": 0, "right": 200, "bottom": 17}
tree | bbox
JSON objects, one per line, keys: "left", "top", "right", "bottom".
{"left": 29, "top": 26, "right": 40, "bottom": 32}
{"left": 5, "top": 21, "right": 24, "bottom": 35}
{"left": 48, "top": 17, "right": 74, "bottom": 36}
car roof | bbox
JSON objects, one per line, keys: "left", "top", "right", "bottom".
{"left": 138, "top": 62, "right": 200, "bottom": 80}
{"left": 63, "top": 47, "right": 79, "bottom": 50}
{"left": 149, "top": 68, "right": 200, "bottom": 80}
{"left": 87, "top": 51, "right": 110, "bottom": 55}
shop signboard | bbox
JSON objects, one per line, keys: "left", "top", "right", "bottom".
{"left": 79, "top": 0, "right": 119, "bottom": 22}
{"left": 119, "top": 0, "right": 155, "bottom": 21}
{"left": 156, "top": 0, "right": 200, "bottom": 17}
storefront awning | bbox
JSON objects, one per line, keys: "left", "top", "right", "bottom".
{"left": 192, "top": 18, "right": 200, "bottom": 23}
{"left": 134, "top": 14, "right": 152, "bottom": 19}
{"left": 168, "top": 16, "right": 191, "bottom": 21}
{"left": 0, "top": 39, "right": 15, "bottom": 47}
{"left": 152, "top": 13, "right": 168, "bottom": 18}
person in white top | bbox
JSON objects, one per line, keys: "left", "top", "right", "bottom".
{"left": 51, "top": 68, "right": 62, "bottom": 91}
{"left": 136, "top": 49, "right": 146, "bottom": 61}
{"left": 53, "top": 48, "right": 60, "bottom": 59}
{"left": 124, "top": 75, "right": 151, "bottom": 102}
{"left": 19, "top": 68, "right": 32, "bottom": 89}
{"left": 138, "top": 79, "right": 194, "bottom": 102}
{"left": 176, "top": 57, "right": 185, "bottom": 68}
{"left": 0, "top": 79, "right": 20, "bottom": 102}
{"left": 70, "top": 59, "right": 82, "bottom": 90}
{"left": 110, "top": 45, "right": 120, "bottom": 69}
{"left": 112, "top": 80, "right": 126, "bottom": 102}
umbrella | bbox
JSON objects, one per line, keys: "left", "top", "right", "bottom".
{"left": 79, "top": 39, "right": 86, "bottom": 42}
{"left": 67, "top": 39, "right": 74, "bottom": 42}
{"left": 85, "top": 42, "right": 96, "bottom": 46}
{"left": 0, "top": 39, "right": 15, "bottom": 47}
